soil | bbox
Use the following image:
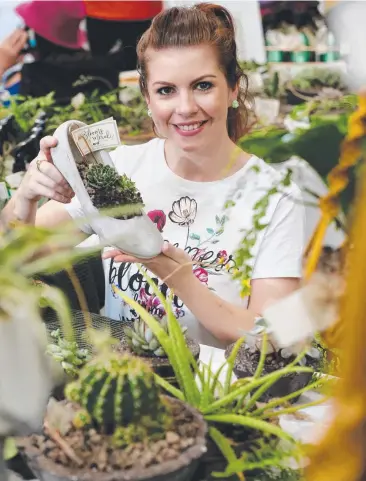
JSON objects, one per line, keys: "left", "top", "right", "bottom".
{"left": 116, "top": 334, "right": 200, "bottom": 383}
{"left": 18, "top": 397, "right": 207, "bottom": 480}
{"left": 225, "top": 344, "right": 319, "bottom": 402}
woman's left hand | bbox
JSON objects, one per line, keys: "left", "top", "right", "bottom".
{"left": 102, "top": 241, "right": 194, "bottom": 288}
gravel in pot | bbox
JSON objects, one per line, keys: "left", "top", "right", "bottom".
{"left": 19, "top": 397, "right": 206, "bottom": 481}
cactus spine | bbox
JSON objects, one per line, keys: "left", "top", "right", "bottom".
{"left": 65, "top": 353, "right": 169, "bottom": 437}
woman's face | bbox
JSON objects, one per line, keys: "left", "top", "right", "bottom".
{"left": 145, "top": 44, "right": 237, "bottom": 153}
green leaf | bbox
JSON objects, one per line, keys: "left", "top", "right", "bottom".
{"left": 207, "top": 228, "right": 215, "bottom": 234}
{"left": 224, "top": 337, "right": 245, "bottom": 394}
{"left": 166, "top": 293, "right": 200, "bottom": 405}
{"left": 204, "top": 414, "right": 293, "bottom": 442}
{"left": 154, "top": 374, "right": 184, "bottom": 400}
{"left": 190, "top": 233, "right": 201, "bottom": 241}
{"left": 204, "top": 366, "right": 313, "bottom": 414}
{"left": 208, "top": 427, "right": 244, "bottom": 481}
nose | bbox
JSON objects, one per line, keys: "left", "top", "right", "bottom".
{"left": 176, "top": 91, "right": 199, "bottom": 117}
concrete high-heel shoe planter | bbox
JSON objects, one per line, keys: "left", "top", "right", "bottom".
{"left": 51, "top": 120, "right": 163, "bottom": 258}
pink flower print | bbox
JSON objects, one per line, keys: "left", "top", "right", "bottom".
{"left": 217, "top": 250, "right": 228, "bottom": 264}
{"left": 193, "top": 267, "right": 208, "bottom": 284}
{"left": 138, "top": 288, "right": 165, "bottom": 318}
{"left": 147, "top": 210, "right": 166, "bottom": 232}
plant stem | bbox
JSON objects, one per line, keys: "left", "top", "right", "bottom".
{"left": 254, "top": 332, "right": 268, "bottom": 379}
{"left": 65, "top": 266, "right": 93, "bottom": 333}
{"left": 251, "top": 379, "right": 326, "bottom": 416}
{"left": 260, "top": 396, "right": 329, "bottom": 419}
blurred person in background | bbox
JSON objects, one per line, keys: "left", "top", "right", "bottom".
{"left": 84, "top": 0, "right": 163, "bottom": 71}
{"left": 0, "top": 28, "right": 27, "bottom": 77}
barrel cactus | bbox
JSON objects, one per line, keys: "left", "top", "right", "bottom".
{"left": 65, "top": 352, "right": 170, "bottom": 438}
{"left": 124, "top": 316, "right": 187, "bottom": 357}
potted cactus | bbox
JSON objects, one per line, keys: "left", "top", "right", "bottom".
{"left": 122, "top": 315, "right": 200, "bottom": 385}
{"left": 225, "top": 319, "right": 321, "bottom": 403}
{"left": 19, "top": 352, "right": 207, "bottom": 481}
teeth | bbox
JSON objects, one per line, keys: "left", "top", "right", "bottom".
{"left": 177, "top": 122, "right": 204, "bottom": 131}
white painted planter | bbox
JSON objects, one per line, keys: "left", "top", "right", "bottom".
{"left": 51, "top": 120, "right": 164, "bottom": 259}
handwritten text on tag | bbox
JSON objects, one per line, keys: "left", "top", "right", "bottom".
{"left": 72, "top": 118, "right": 120, "bottom": 156}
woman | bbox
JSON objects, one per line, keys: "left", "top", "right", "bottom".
{"left": 1, "top": 3, "right": 304, "bottom": 348}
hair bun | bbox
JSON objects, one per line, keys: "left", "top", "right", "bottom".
{"left": 195, "top": 2, "right": 236, "bottom": 33}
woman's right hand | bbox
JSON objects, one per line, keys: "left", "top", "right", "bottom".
{"left": 17, "top": 136, "right": 75, "bottom": 205}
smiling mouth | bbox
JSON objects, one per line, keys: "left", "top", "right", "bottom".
{"left": 174, "top": 120, "right": 208, "bottom": 131}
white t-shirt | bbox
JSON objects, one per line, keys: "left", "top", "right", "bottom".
{"left": 65, "top": 138, "right": 305, "bottom": 348}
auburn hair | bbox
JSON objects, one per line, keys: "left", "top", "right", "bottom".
{"left": 136, "top": 3, "right": 250, "bottom": 143}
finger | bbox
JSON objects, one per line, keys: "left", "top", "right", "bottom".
{"left": 33, "top": 184, "right": 74, "bottom": 204}
{"left": 12, "top": 30, "right": 27, "bottom": 50}
{"left": 39, "top": 136, "right": 58, "bottom": 162}
{"left": 33, "top": 157, "right": 71, "bottom": 189}
{"left": 36, "top": 173, "right": 74, "bottom": 198}
{"left": 102, "top": 250, "right": 139, "bottom": 263}
{"left": 162, "top": 241, "right": 190, "bottom": 262}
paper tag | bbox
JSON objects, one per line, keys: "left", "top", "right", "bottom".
{"left": 71, "top": 118, "right": 120, "bottom": 156}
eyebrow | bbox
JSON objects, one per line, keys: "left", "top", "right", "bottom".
{"left": 152, "top": 74, "right": 217, "bottom": 86}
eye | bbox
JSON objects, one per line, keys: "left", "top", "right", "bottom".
{"left": 157, "top": 86, "right": 174, "bottom": 96}
{"left": 195, "top": 81, "right": 213, "bottom": 91}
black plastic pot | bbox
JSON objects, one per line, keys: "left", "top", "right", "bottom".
{"left": 19, "top": 397, "right": 207, "bottom": 481}
{"left": 6, "top": 453, "right": 36, "bottom": 480}
{"left": 285, "top": 86, "right": 319, "bottom": 106}
{"left": 193, "top": 423, "right": 265, "bottom": 481}
{"left": 225, "top": 344, "right": 315, "bottom": 403}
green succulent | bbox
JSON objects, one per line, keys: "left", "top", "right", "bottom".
{"left": 46, "top": 329, "right": 91, "bottom": 377}
{"left": 84, "top": 163, "right": 144, "bottom": 214}
{"left": 124, "top": 316, "right": 187, "bottom": 357}
{"left": 65, "top": 352, "right": 171, "bottom": 439}
{"left": 86, "top": 163, "right": 120, "bottom": 190}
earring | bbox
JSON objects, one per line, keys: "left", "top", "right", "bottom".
{"left": 147, "top": 108, "right": 152, "bottom": 117}
{"left": 231, "top": 99, "right": 239, "bottom": 109}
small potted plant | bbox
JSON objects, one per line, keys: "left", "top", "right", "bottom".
{"left": 123, "top": 315, "right": 200, "bottom": 386}
{"left": 289, "top": 91, "right": 357, "bottom": 129}
{"left": 112, "top": 276, "right": 321, "bottom": 480}
{"left": 19, "top": 351, "right": 207, "bottom": 481}
{"left": 225, "top": 319, "right": 321, "bottom": 403}
{"left": 50, "top": 118, "right": 164, "bottom": 258}
{"left": 286, "top": 67, "right": 346, "bottom": 105}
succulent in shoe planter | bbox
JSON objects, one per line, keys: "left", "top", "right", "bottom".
{"left": 50, "top": 119, "right": 164, "bottom": 258}
{"left": 84, "top": 163, "right": 144, "bottom": 219}
{"left": 225, "top": 318, "right": 321, "bottom": 403}
{"left": 19, "top": 352, "right": 207, "bottom": 481}
{"left": 122, "top": 315, "right": 200, "bottom": 387}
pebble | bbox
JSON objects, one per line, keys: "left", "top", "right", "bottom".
{"left": 166, "top": 431, "right": 180, "bottom": 444}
